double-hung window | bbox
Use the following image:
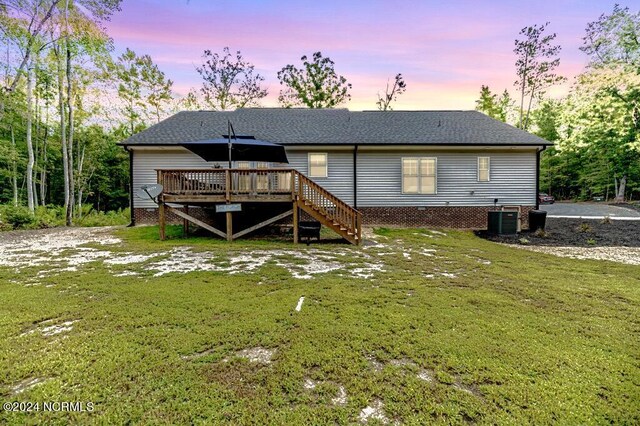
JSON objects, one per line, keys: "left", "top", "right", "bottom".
{"left": 402, "top": 157, "right": 437, "bottom": 194}
{"left": 308, "top": 153, "right": 328, "bottom": 178}
{"left": 478, "top": 156, "right": 490, "bottom": 182}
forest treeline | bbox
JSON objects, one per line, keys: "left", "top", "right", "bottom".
{"left": 475, "top": 6, "right": 640, "bottom": 202}
{"left": 1, "top": 2, "right": 638, "bottom": 230}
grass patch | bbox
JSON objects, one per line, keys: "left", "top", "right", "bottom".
{"left": 0, "top": 227, "right": 638, "bottom": 424}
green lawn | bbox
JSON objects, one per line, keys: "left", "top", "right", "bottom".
{"left": 0, "top": 226, "right": 638, "bottom": 425}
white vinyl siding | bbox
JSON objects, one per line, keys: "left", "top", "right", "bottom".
{"left": 402, "top": 157, "right": 436, "bottom": 194}
{"left": 478, "top": 157, "right": 490, "bottom": 182}
{"left": 308, "top": 153, "right": 328, "bottom": 177}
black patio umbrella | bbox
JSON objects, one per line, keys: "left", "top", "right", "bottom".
{"left": 180, "top": 138, "right": 289, "bottom": 166}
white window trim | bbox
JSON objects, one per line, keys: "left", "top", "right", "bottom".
{"left": 401, "top": 157, "right": 437, "bottom": 195}
{"left": 308, "top": 152, "right": 328, "bottom": 178}
{"left": 477, "top": 156, "right": 490, "bottom": 182}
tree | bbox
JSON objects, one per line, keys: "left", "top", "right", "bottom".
{"left": 475, "top": 86, "right": 514, "bottom": 123}
{"left": 113, "top": 48, "right": 145, "bottom": 136}
{"left": 581, "top": 5, "right": 640, "bottom": 67}
{"left": 140, "top": 55, "right": 173, "bottom": 123}
{"left": 496, "top": 90, "right": 515, "bottom": 123}
{"left": 277, "top": 51, "right": 352, "bottom": 108}
{"left": 578, "top": 6, "right": 640, "bottom": 201}
{"left": 181, "top": 87, "right": 202, "bottom": 110}
{"left": 195, "top": 47, "right": 267, "bottom": 110}
{"left": 376, "top": 73, "right": 406, "bottom": 111}
{"left": 112, "top": 48, "right": 174, "bottom": 131}
{"left": 559, "top": 66, "right": 640, "bottom": 202}
{"left": 514, "top": 23, "right": 565, "bottom": 130}
{"left": 532, "top": 99, "right": 561, "bottom": 142}
{"left": 475, "top": 85, "right": 499, "bottom": 118}
{"left": 0, "top": 0, "right": 62, "bottom": 105}
{"left": 25, "top": 61, "right": 34, "bottom": 212}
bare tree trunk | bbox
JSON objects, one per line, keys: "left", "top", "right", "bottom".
{"left": 40, "top": 137, "right": 47, "bottom": 206}
{"left": 26, "top": 63, "right": 35, "bottom": 213}
{"left": 10, "top": 125, "right": 18, "bottom": 207}
{"left": 615, "top": 175, "right": 627, "bottom": 203}
{"left": 523, "top": 86, "right": 537, "bottom": 131}
{"left": 66, "top": 44, "right": 75, "bottom": 222}
{"left": 40, "top": 91, "right": 50, "bottom": 206}
{"left": 77, "top": 144, "right": 85, "bottom": 217}
{"left": 33, "top": 60, "right": 40, "bottom": 208}
{"left": 64, "top": 0, "right": 75, "bottom": 224}
{"left": 56, "top": 45, "right": 71, "bottom": 225}
{"left": 518, "top": 52, "right": 529, "bottom": 129}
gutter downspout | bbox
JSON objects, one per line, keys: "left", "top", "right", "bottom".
{"left": 353, "top": 144, "right": 358, "bottom": 209}
{"left": 536, "top": 146, "right": 546, "bottom": 210}
{"left": 127, "top": 146, "right": 135, "bottom": 227}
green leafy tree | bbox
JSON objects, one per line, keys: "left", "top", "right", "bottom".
{"left": 475, "top": 85, "right": 499, "bottom": 118}
{"left": 195, "top": 47, "right": 267, "bottom": 110}
{"left": 113, "top": 48, "right": 145, "bottom": 136}
{"left": 559, "top": 66, "right": 640, "bottom": 201}
{"left": 181, "top": 87, "right": 202, "bottom": 110}
{"left": 581, "top": 5, "right": 640, "bottom": 67}
{"left": 577, "top": 5, "right": 640, "bottom": 201}
{"left": 277, "top": 51, "right": 352, "bottom": 108}
{"left": 532, "top": 99, "right": 561, "bottom": 142}
{"left": 140, "top": 55, "right": 174, "bottom": 123}
{"left": 514, "top": 23, "right": 566, "bottom": 130}
{"left": 475, "top": 86, "right": 514, "bottom": 123}
{"left": 496, "top": 89, "right": 515, "bottom": 123}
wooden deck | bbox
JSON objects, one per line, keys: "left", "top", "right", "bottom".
{"left": 156, "top": 168, "right": 362, "bottom": 244}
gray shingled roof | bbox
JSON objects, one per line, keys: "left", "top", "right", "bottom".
{"left": 120, "top": 109, "right": 552, "bottom": 146}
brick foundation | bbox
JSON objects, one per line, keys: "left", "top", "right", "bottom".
{"left": 135, "top": 205, "right": 535, "bottom": 230}
{"left": 358, "top": 206, "right": 534, "bottom": 229}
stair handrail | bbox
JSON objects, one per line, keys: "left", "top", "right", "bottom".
{"left": 293, "top": 170, "right": 361, "bottom": 242}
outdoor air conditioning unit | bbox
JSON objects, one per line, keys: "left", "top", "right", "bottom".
{"left": 487, "top": 211, "right": 518, "bottom": 235}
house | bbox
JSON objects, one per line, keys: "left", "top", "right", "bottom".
{"left": 119, "top": 108, "right": 551, "bottom": 243}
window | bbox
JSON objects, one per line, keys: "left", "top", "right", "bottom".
{"left": 402, "top": 157, "right": 436, "bottom": 194}
{"left": 478, "top": 157, "right": 490, "bottom": 182}
{"left": 308, "top": 153, "right": 328, "bottom": 177}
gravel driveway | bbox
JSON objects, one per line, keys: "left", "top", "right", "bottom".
{"left": 540, "top": 202, "right": 640, "bottom": 219}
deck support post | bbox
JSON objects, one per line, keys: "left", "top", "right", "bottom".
{"left": 159, "top": 202, "right": 166, "bottom": 241}
{"left": 292, "top": 202, "right": 299, "bottom": 244}
{"left": 183, "top": 205, "right": 189, "bottom": 237}
{"left": 226, "top": 211, "right": 233, "bottom": 242}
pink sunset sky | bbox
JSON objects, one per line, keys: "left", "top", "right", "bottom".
{"left": 104, "top": 0, "right": 622, "bottom": 110}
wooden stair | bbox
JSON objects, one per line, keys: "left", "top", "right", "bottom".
{"left": 293, "top": 171, "right": 362, "bottom": 245}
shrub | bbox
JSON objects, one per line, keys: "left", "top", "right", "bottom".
{"left": 0, "top": 204, "right": 130, "bottom": 231}
{"left": 577, "top": 222, "right": 592, "bottom": 233}
{"left": 533, "top": 229, "right": 548, "bottom": 238}
{"left": 587, "top": 238, "right": 597, "bottom": 245}
{"left": 519, "top": 237, "right": 530, "bottom": 245}
{"left": 76, "top": 207, "right": 130, "bottom": 227}
{"left": 600, "top": 216, "right": 612, "bottom": 224}
{"left": 1, "top": 205, "right": 36, "bottom": 229}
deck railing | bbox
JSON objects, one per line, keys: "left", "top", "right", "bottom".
{"left": 156, "top": 168, "right": 361, "bottom": 243}
{"left": 157, "top": 168, "right": 293, "bottom": 197}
